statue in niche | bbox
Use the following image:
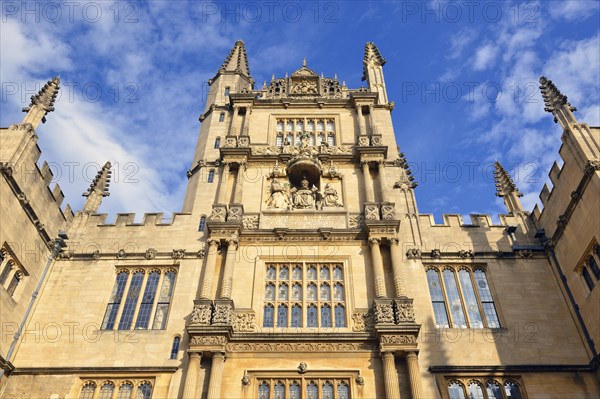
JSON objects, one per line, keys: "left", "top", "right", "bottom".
{"left": 266, "top": 178, "right": 292, "bottom": 210}
{"left": 290, "top": 176, "right": 318, "bottom": 209}
{"left": 322, "top": 184, "right": 343, "bottom": 207}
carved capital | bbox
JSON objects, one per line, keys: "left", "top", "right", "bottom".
{"left": 405, "top": 248, "right": 421, "bottom": 259}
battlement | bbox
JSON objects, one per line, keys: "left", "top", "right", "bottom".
{"left": 418, "top": 213, "right": 525, "bottom": 228}
{"left": 87, "top": 212, "right": 193, "bottom": 227}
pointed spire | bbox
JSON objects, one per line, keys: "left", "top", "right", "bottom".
{"left": 21, "top": 77, "right": 60, "bottom": 128}
{"left": 539, "top": 76, "right": 577, "bottom": 126}
{"left": 82, "top": 161, "right": 112, "bottom": 213}
{"left": 494, "top": 161, "right": 523, "bottom": 213}
{"left": 303, "top": 57, "right": 307, "bottom": 67}
{"left": 362, "top": 42, "right": 386, "bottom": 81}
{"left": 220, "top": 40, "right": 251, "bottom": 78}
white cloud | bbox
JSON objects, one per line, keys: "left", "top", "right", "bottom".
{"left": 472, "top": 44, "right": 499, "bottom": 71}
{"left": 549, "top": 0, "right": 600, "bottom": 21}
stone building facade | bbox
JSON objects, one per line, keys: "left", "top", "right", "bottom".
{"left": 0, "top": 41, "right": 599, "bottom": 398}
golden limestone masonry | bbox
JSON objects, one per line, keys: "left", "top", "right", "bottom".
{"left": 0, "top": 41, "right": 599, "bottom": 398}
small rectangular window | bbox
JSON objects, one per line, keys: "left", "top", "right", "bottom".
{"left": 219, "top": 113, "right": 225, "bottom": 122}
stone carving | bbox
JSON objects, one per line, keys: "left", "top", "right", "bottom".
{"left": 371, "top": 135, "right": 383, "bottom": 146}
{"left": 458, "top": 249, "right": 474, "bottom": 259}
{"left": 238, "top": 136, "right": 250, "bottom": 147}
{"left": 431, "top": 249, "right": 442, "bottom": 259}
{"left": 395, "top": 300, "right": 415, "bottom": 323}
{"left": 358, "top": 136, "right": 370, "bottom": 146}
{"left": 291, "top": 176, "right": 319, "bottom": 209}
{"left": 225, "top": 342, "right": 376, "bottom": 352}
{"left": 190, "top": 335, "right": 226, "bottom": 345}
{"left": 116, "top": 249, "right": 126, "bottom": 260}
{"left": 212, "top": 302, "right": 234, "bottom": 325}
{"left": 381, "top": 203, "right": 395, "bottom": 220}
{"left": 209, "top": 205, "right": 227, "bottom": 222}
{"left": 252, "top": 146, "right": 281, "bottom": 155}
{"left": 92, "top": 250, "right": 101, "bottom": 260}
{"left": 519, "top": 250, "right": 533, "bottom": 259}
{"left": 322, "top": 184, "right": 343, "bottom": 207}
{"left": 364, "top": 203, "right": 380, "bottom": 220}
{"left": 242, "top": 215, "right": 259, "bottom": 229}
{"left": 241, "top": 373, "right": 250, "bottom": 385}
{"left": 356, "top": 376, "right": 365, "bottom": 385}
{"left": 348, "top": 214, "right": 365, "bottom": 229}
{"left": 145, "top": 248, "right": 157, "bottom": 260}
{"left": 172, "top": 249, "right": 185, "bottom": 259}
{"left": 557, "top": 214, "right": 568, "bottom": 228}
{"left": 351, "top": 309, "right": 374, "bottom": 332}
{"left": 190, "top": 303, "right": 212, "bottom": 325}
{"left": 228, "top": 205, "right": 243, "bottom": 222}
{"left": 266, "top": 179, "right": 293, "bottom": 210}
{"left": 197, "top": 247, "right": 206, "bottom": 258}
{"left": 585, "top": 159, "right": 600, "bottom": 175}
{"left": 380, "top": 335, "right": 417, "bottom": 344}
{"left": 373, "top": 302, "right": 395, "bottom": 324}
{"left": 405, "top": 248, "right": 421, "bottom": 259}
{"left": 233, "top": 312, "right": 258, "bottom": 332}
{"left": 290, "top": 79, "right": 318, "bottom": 94}
{"left": 320, "top": 145, "right": 353, "bottom": 155}
{"left": 223, "top": 136, "right": 237, "bottom": 148}
{"left": 298, "top": 362, "right": 308, "bottom": 374}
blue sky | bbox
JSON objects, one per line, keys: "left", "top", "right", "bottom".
{"left": 1, "top": 1, "right": 599, "bottom": 222}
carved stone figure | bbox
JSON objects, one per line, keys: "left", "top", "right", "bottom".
{"left": 266, "top": 179, "right": 292, "bottom": 210}
{"left": 322, "top": 184, "right": 343, "bottom": 207}
{"left": 290, "top": 177, "right": 318, "bottom": 209}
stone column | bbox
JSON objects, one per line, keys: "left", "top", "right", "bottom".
{"left": 389, "top": 238, "right": 407, "bottom": 297}
{"left": 369, "top": 237, "right": 386, "bottom": 298}
{"left": 207, "top": 352, "right": 225, "bottom": 399}
{"left": 219, "top": 239, "right": 238, "bottom": 299}
{"left": 362, "top": 161, "right": 375, "bottom": 203}
{"left": 233, "top": 163, "right": 245, "bottom": 203}
{"left": 382, "top": 351, "right": 401, "bottom": 399}
{"left": 356, "top": 105, "right": 366, "bottom": 135}
{"left": 199, "top": 239, "right": 219, "bottom": 299}
{"left": 406, "top": 351, "right": 423, "bottom": 399}
{"left": 217, "top": 162, "right": 230, "bottom": 204}
{"left": 378, "top": 161, "right": 389, "bottom": 202}
{"left": 182, "top": 352, "right": 202, "bottom": 399}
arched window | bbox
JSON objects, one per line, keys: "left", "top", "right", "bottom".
{"left": 474, "top": 269, "right": 500, "bottom": 328}
{"left": 486, "top": 381, "right": 503, "bottom": 399}
{"left": 467, "top": 382, "right": 485, "bottom": 399}
{"left": 327, "top": 133, "right": 335, "bottom": 146}
{"left": 307, "top": 266, "right": 317, "bottom": 279}
{"left": 307, "top": 283, "right": 317, "bottom": 301}
{"left": 153, "top": 271, "right": 177, "bottom": 329}
{"left": 214, "top": 137, "right": 221, "bottom": 149}
{"left": 582, "top": 266, "right": 595, "bottom": 291}
{"left": 98, "top": 382, "right": 115, "bottom": 399}
{"left": 102, "top": 272, "right": 128, "bottom": 330}
{"left": 137, "top": 382, "right": 152, "bottom": 399}
{"left": 335, "top": 304, "right": 346, "bottom": 327}
{"left": 291, "top": 304, "right": 302, "bottom": 327}
{"left": 267, "top": 266, "right": 276, "bottom": 280}
{"left": 307, "top": 382, "right": 318, "bottom": 399}
{"left": 265, "top": 283, "right": 275, "bottom": 300}
{"left": 219, "top": 112, "right": 225, "bottom": 122}
{"left": 0, "top": 261, "right": 12, "bottom": 285}
{"left": 198, "top": 216, "right": 206, "bottom": 231}
{"left": 276, "top": 134, "right": 284, "bottom": 147}
{"left": 317, "top": 133, "right": 325, "bottom": 146}
{"left": 337, "top": 382, "right": 349, "bottom": 399}
{"left": 320, "top": 266, "right": 330, "bottom": 279}
{"left": 321, "top": 304, "right": 332, "bottom": 327}
{"left": 442, "top": 269, "right": 467, "bottom": 328}
{"left": 207, "top": 170, "right": 215, "bottom": 183}
{"left": 448, "top": 381, "right": 466, "bottom": 399}
{"left": 116, "top": 382, "right": 133, "bottom": 399}
{"left": 290, "top": 382, "right": 301, "bottom": 399}
{"left": 224, "top": 87, "right": 230, "bottom": 96}
{"left": 334, "top": 283, "right": 344, "bottom": 301}
{"left": 588, "top": 256, "right": 600, "bottom": 280}
{"left": 263, "top": 304, "right": 274, "bottom": 327}
{"left": 333, "top": 266, "right": 343, "bottom": 280}
{"left": 320, "top": 283, "right": 331, "bottom": 300}
{"left": 292, "top": 266, "right": 302, "bottom": 279}
{"left": 79, "top": 382, "right": 96, "bottom": 399}
{"left": 170, "top": 336, "right": 181, "bottom": 359}
{"left": 278, "top": 283, "right": 288, "bottom": 300}
{"left": 426, "top": 269, "right": 449, "bottom": 328}
{"left": 274, "top": 382, "right": 285, "bottom": 399}
{"left": 6, "top": 271, "right": 22, "bottom": 296}
{"left": 307, "top": 305, "right": 318, "bottom": 327}
{"left": 277, "top": 304, "right": 288, "bottom": 327}
{"left": 458, "top": 269, "right": 483, "bottom": 328}
{"left": 322, "top": 382, "right": 333, "bottom": 399}
{"left": 292, "top": 283, "right": 302, "bottom": 300}
{"left": 279, "top": 266, "right": 289, "bottom": 279}
{"left": 135, "top": 271, "right": 160, "bottom": 329}
{"left": 118, "top": 271, "right": 144, "bottom": 330}
{"left": 258, "top": 382, "right": 270, "bottom": 399}
{"left": 504, "top": 380, "right": 523, "bottom": 399}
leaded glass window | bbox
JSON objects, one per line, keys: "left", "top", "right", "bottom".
{"left": 504, "top": 381, "right": 523, "bottom": 399}
{"left": 118, "top": 272, "right": 144, "bottom": 330}
{"left": 170, "top": 336, "right": 181, "bottom": 359}
{"left": 468, "top": 382, "right": 485, "bottom": 399}
{"left": 0, "top": 261, "right": 11, "bottom": 285}
{"left": 322, "top": 382, "right": 333, "bottom": 399}
{"left": 6, "top": 271, "right": 21, "bottom": 296}
{"left": 486, "top": 381, "right": 503, "bottom": 399}
{"left": 102, "top": 272, "right": 128, "bottom": 330}
{"left": 79, "top": 382, "right": 96, "bottom": 399}
{"left": 307, "top": 382, "right": 318, "bottom": 399}
{"left": 588, "top": 256, "right": 600, "bottom": 280}
{"left": 427, "top": 267, "right": 500, "bottom": 329}
{"left": 582, "top": 266, "right": 595, "bottom": 291}
{"left": 263, "top": 262, "right": 346, "bottom": 329}
{"left": 152, "top": 271, "right": 177, "bottom": 330}
{"left": 274, "top": 382, "right": 285, "bottom": 399}
{"left": 136, "top": 382, "right": 152, "bottom": 399}
{"left": 338, "top": 382, "right": 349, "bottom": 399}
{"left": 259, "top": 382, "right": 270, "bottom": 399}
{"left": 448, "top": 382, "right": 466, "bottom": 399}
{"left": 263, "top": 304, "right": 274, "bottom": 327}
{"left": 98, "top": 383, "right": 114, "bottom": 399}
{"left": 135, "top": 272, "right": 160, "bottom": 329}
{"left": 116, "top": 383, "right": 133, "bottom": 399}
{"left": 290, "top": 382, "right": 301, "bottom": 399}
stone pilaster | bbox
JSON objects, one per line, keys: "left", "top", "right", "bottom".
{"left": 182, "top": 352, "right": 202, "bottom": 399}
{"left": 382, "top": 351, "right": 401, "bottom": 399}
{"left": 199, "top": 239, "right": 220, "bottom": 300}
{"left": 219, "top": 238, "right": 238, "bottom": 299}
{"left": 362, "top": 161, "right": 375, "bottom": 203}
{"left": 369, "top": 237, "right": 386, "bottom": 298}
{"left": 406, "top": 351, "right": 423, "bottom": 399}
{"left": 207, "top": 352, "right": 225, "bottom": 399}
{"left": 389, "top": 238, "right": 406, "bottom": 297}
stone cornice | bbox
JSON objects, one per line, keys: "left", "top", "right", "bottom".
{"left": 10, "top": 366, "right": 178, "bottom": 375}
{"left": 429, "top": 364, "right": 594, "bottom": 373}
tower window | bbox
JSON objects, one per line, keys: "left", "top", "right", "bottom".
{"left": 224, "top": 87, "right": 230, "bottom": 96}
{"left": 214, "top": 137, "right": 221, "bottom": 149}
{"left": 219, "top": 113, "right": 225, "bottom": 122}
{"left": 199, "top": 216, "right": 206, "bottom": 231}
{"left": 170, "top": 336, "right": 181, "bottom": 359}
{"left": 426, "top": 266, "right": 500, "bottom": 329}
{"left": 208, "top": 170, "right": 215, "bottom": 183}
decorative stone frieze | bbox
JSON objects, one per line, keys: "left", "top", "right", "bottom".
{"left": 227, "top": 204, "right": 243, "bottom": 222}
{"left": 373, "top": 300, "right": 395, "bottom": 325}
{"left": 190, "top": 302, "right": 213, "bottom": 326}
{"left": 395, "top": 298, "right": 416, "bottom": 323}
{"left": 380, "top": 335, "right": 417, "bottom": 344}
{"left": 212, "top": 301, "right": 234, "bottom": 325}
{"left": 209, "top": 205, "right": 227, "bottom": 222}
{"left": 171, "top": 249, "right": 185, "bottom": 259}
{"left": 364, "top": 203, "right": 380, "bottom": 220}
{"left": 380, "top": 202, "right": 396, "bottom": 220}
{"left": 233, "top": 311, "right": 258, "bottom": 332}
{"left": 225, "top": 342, "right": 376, "bottom": 352}
{"left": 351, "top": 309, "right": 374, "bottom": 332}
{"left": 242, "top": 215, "right": 259, "bottom": 229}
